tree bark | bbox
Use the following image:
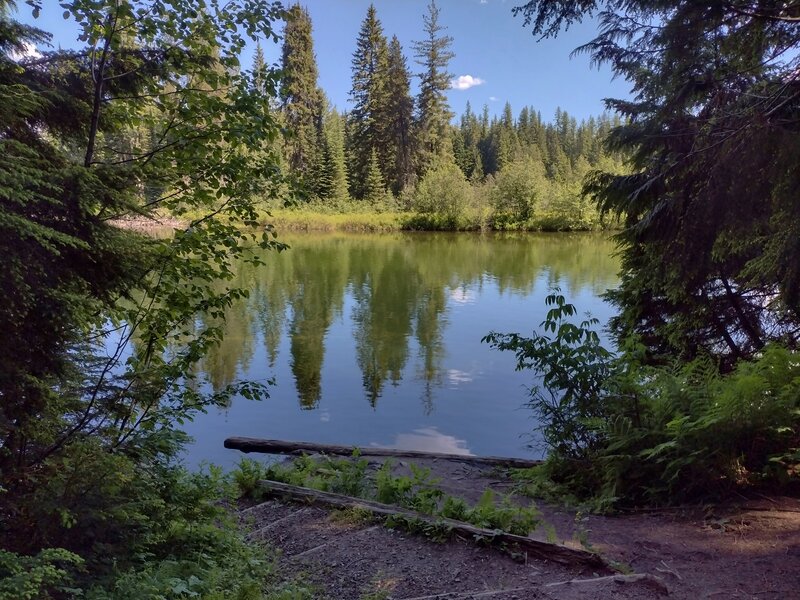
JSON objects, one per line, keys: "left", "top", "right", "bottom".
{"left": 224, "top": 437, "right": 543, "bottom": 469}
{"left": 256, "top": 478, "right": 607, "bottom": 569}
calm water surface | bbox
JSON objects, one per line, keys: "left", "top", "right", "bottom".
{"left": 183, "top": 232, "right": 619, "bottom": 467}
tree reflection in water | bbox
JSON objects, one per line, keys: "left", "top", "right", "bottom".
{"left": 197, "top": 232, "right": 618, "bottom": 410}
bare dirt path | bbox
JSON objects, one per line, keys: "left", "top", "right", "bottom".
{"left": 239, "top": 457, "right": 800, "bottom": 599}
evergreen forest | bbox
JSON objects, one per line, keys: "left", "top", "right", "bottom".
{"left": 1, "top": 0, "right": 799, "bottom": 597}
{"left": 267, "top": 2, "right": 627, "bottom": 231}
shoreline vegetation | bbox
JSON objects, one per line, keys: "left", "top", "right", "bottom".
{"left": 261, "top": 204, "right": 618, "bottom": 233}
{"left": 119, "top": 204, "right": 619, "bottom": 234}
{"left": 4, "top": 0, "right": 800, "bottom": 597}
{"left": 261, "top": 3, "right": 630, "bottom": 235}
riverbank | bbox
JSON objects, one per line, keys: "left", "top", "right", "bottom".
{"left": 110, "top": 207, "right": 617, "bottom": 234}
{"left": 109, "top": 214, "right": 185, "bottom": 232}
{"left": 259, "top": 207, "right": 617, "bottom": 233}
{"left": 240, "top": 453, "right": 800, "bottom": 599}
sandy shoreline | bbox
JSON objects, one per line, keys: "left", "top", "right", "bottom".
{"left": 110, "top": 215, "right": 186, "bottom": 232}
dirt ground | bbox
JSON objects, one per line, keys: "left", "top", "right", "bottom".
{"left": 109, "top": 215, "right": 184, "bottom": 232}
{"left": 239, "top": 457, "right": 800, "bottom": 600}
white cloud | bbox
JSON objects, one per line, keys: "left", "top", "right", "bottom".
{"left": 10, "top": 42, "right": 41, "bottom": 62}
{"left": 480, "top": 0, "right": 488, "bottom": 4}
{"left": 450, "top": 75, "right": 485, "bottom": 90}
{"left": 489, "top": 96, "right": 499, "bottom": 102}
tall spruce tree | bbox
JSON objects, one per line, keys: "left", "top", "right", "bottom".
{"left": 413, "top": 0, "right": 455, "bottom": 175}
{"left": 280, "top": 4, "right": 324, "bottom": 173}
{"left": 384, "top": 35, "right": 415, "bottom": 194}
{"left": 456, "top": 101, "right": 482, "bottom": 180}
{"left": 321, "top": 108, "right": 350, "bottom": 203}
{"left": 348, "top": 4, "right": 390, "bottom": 199}
{"left": 363, "top": 148, "right": 387, "bottom": 205}
{"left": 493, "top": 101, "right": 519, "bottom": 171}
{"left": 310, "top": 123, "right": 334, "bottom": 200}
{"left": 252, "top": 41, "right": 267, "bottom": 94}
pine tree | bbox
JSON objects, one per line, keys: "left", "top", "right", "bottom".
{"left": 452, "top": 127, "right": 468, "bottom": 176}
{"left": 363, "top": 148, "right": 386, "bottom": 205}
{"left": 0, "top": 0, "right": 288, "bottom": 561}
{"left": 470, "top": 147, "right": 484, "bottom": 182}
{"left": 252, "top": 41, "right": 267, "bottom": 94}
{"left": 493, "top": 101, "right": 519, "bottom": 170}
{"left": 322, "top": 108, "right": 350, "bottom": 203}
{"left": 457, "top": 102, "right": 481, "bottom": 181}
{"left": 348, "top": 4, "right": 390, "bottom": 199}
{"left": 310, "top": 125, "right": 334, "bottom": 200}
{"left": 280, "top": 4, "right": 324, "bottom": 173}
{"left": 413, "top": 0, "right": 455, "bottom": 175}
{"left": 516, "top": 0, "right": 800, "bottom": 363}
{"left": 384, "top": 35, "right": 415, "bottom": 194}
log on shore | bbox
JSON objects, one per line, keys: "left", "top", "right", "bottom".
{"left": 224, "top": 437, "right": 543, "bottom": 470}
{"left": 257, "top": 479, "right": 606, "bottom": 569}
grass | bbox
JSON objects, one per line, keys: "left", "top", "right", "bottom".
{"left": 171, "top": 198, "right": 615, "bottom": 234}
{"left": 329, "top": 507, "right": 375, "bottom": 527}
{"left": 257, "top": 207, "right": 613, "bottom": 233}
{"left": 230, "top": 455, "right": 543, "bottom": 543}
{"left": 263, "top": 209, "right": 404, "bottom": 232}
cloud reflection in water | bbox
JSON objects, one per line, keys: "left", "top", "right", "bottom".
{"left": 375, "top": 427, "right": 473, "bottom": 456}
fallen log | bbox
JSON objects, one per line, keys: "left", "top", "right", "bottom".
{"left": 257, "top": 479, "right": 607, "bottom": 569}
{"left": 545, "top": 573, "right": 669, "bottom": 596}
{"left": 225, "top": 437, "right": 543, "bottom": 469}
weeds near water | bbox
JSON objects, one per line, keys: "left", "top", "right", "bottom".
{"left": 329, "top": 507, "right": 375, "bottom": 527}
{"left": 232, "top": 453, "right": 371, "bottom": 498}
{"left": 542, "top": 521, "right": 558, "bottom": 544}
{"left": 573, "top": 511, "right": 598, "bottom": 554}
{"left": 232, "top": 454, "right": 544, "bottom": 546}
{"left": 375, "top": 462, "right": 442, "bottom": 512}
{"left": 384, "top": 514, "right": 453, "bottom": 543}
{"left": 231, "top": 457, "right": 272, "bottom": 500}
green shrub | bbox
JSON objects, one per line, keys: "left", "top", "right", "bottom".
{"left": 232, "top": 458, "right": 272, "bottom": 499}
{"left": 0, "top": 441, "right": 315, "bottom": 598}
{"left": 490, "top": 157, "right": 546, "bottom": 223}
{"left": 487, "top": 290, "right": 800, "bottom": 507}
{"left": 460, "top": 490, "right": 540, "bottom": 536}
{"left": 374, "top": 461, "right": 442, "bottom": 512}
{"left": 0, "top": 548, "right": 83, "bottom": 600}
{"left": 262, "top": 451, "right": 369, "bottom": 497}
{"left": 400, "top": 213, "right": 470, "bottom": 231}
{"left": 411, "top": 161, "right": 474, "bottom": 221}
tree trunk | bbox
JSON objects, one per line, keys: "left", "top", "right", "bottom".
{"left": 256, "top": 479, "right": 608, "bottom": 569}
{"left": 224, "top": 437, "right": 543, "bottom": 469}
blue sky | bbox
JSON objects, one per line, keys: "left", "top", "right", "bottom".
{"left": 285, "top": 0, "right": 630, "bottom": 122}
{"left": 15, "top": 0, "right": 630, "bottom": 123}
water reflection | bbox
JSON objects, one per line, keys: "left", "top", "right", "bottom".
{"left": 381, "top": 427, "right": 472, "bottom": 456}
{"left": 446, "top": 369, "right": 473, "bottom": 386}
{"left": 197, "top": 232, "right": 619, "bottom": 410}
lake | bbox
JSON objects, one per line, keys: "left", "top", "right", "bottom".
{"left": 183, "top": 231, "right": 620, "bottom": 468}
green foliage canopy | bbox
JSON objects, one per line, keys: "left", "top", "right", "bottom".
{"left": 0, "top": 0, "right": 288, "bottom": 589}
{"left": 487, "top": 292, "right": 800, "bottom": 506}
{"left": 515, "top": 0, "right": 800, "bottom": 363}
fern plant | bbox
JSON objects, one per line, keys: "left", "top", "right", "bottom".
{"left": 490, "top": 290, "right": 800, "bottom": 506}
